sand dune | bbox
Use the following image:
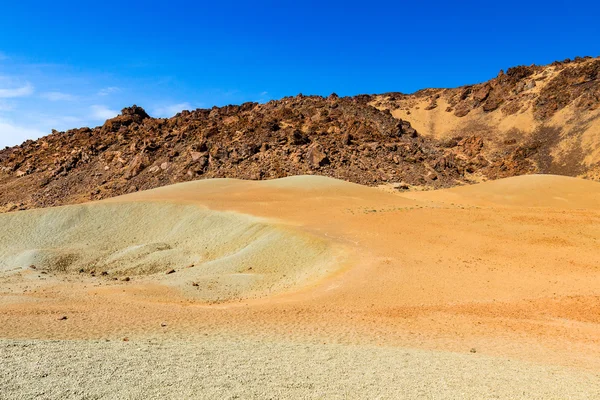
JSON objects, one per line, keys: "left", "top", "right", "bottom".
{"left": 2, "top": 174, "right": 600, "bottom": 397}
{"left": 405, "top": 174, "right": 600, "bottom": 208}
{"left": 0, "top": 200, "right": 340, "bottom": 302}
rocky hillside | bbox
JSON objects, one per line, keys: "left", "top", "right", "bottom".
{"left": 372, "top": 56, "right": 600, "bottom": 179}
{"left": 1, "top": 56, "right": 599, "bottom": 212}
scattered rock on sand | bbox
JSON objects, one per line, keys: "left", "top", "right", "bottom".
{"left": 391, "top": 182, "right": 410, "bottom": 191}
{"left": 58, "top": 316, "right": 68, "bottom": 321}
{"left": 166, "top": 269, "right": 176, "bottom": 275}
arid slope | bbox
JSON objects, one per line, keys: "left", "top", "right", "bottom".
{"left": 372, "top": 56, "right": 600, "bottom": 180}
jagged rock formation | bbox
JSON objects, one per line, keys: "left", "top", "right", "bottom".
{"left": 1, "top": 56, "right": 599, "bottom": 212}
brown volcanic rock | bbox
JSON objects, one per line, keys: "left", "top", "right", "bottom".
{"left": 380, "top": 56, "right": 600, "bottom": 121}
{"left": 372, "top": 56, "right": 600, "bottom": 181}
{"left": 0, "top": 96, "right": 485, "bottom": 211}
{"left": 306, "top": 143, "right": 329, "bottom": 167}
{"left": 1, "top": 56, "right": 600, "bottom": 211}
{"left": 534, "top": 58, "right": 600, "bottom": 119}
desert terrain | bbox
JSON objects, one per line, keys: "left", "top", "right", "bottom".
{"left": 1, "top": 55, "right": 600, "bottom": 398}
{"left": 1, "top": 173, "right": 600, "bottom": 398}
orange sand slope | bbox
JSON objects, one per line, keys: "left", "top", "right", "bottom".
{"left": 1, "top": 174, "right": 600, "bottom": 370}
{"left": 404, "top": 174, "right": 600, "bottom": 208}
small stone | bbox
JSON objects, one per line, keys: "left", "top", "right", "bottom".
{"left": 192, "top": 282, "right": 199, "bottom": 287}
{"left": 470, "top": 348, "right": 477, "bottom": 353}
{"left": 122, "top": 337, "right": 129, "bottom": 342}
{"left": 391, "top": 182, "right": 410, "bottom": 191}
{"left": 29, "top": 265, "right": 36, "bottom": 270}
{"left": 100, "top": 271, "right": 108, "bottom": 276}
{"left": 161, "top": 322, "right": 167, "bottom": 327}
{"left": 341, "top": 133, "right": 352, "bottom": 146}
{"left": 58, "top": 316, "right": 68, "bottom": 321}
{"left": 121, "top": 277, "right": 130, "bottom": 282}
{"left": 166, "top": 269, "right": 176, "bottom": 275}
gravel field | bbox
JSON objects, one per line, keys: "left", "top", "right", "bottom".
{"left": 2, "top": 338, "right": 599, "bottom": 399}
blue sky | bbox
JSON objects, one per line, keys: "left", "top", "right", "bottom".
{"left": 0, "top": 0, "right": 599, "bottom": 148}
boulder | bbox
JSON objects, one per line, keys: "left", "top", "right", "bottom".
{"left": 306, "top": 143, "right": 329, "bottom": 167}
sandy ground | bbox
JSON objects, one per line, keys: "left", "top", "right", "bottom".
{"left": 2, "top": 174, "right": 600, "bottom": 398}
{"left": 2, "top": 338, "right": 599, "bottom": 400}
{"left": 0, "top": 202, "right": 339, "bottom": 302}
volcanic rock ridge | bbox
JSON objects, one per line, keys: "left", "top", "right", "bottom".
{"left": 1, "top": 56, "right": 599, "bottom": 211}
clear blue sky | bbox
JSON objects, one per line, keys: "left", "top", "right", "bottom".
{"left": 0, "top": 0, "right": 598, "bottom": 148}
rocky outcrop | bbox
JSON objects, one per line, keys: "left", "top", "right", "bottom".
{"left": 376, "top": 56, "right": 600, "bottom": 120}
{"left": 1, "top": 56, "right": 599, "bottom": 212}
{"left": 0, "top": 94, "right": 504, "bottom": 211}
